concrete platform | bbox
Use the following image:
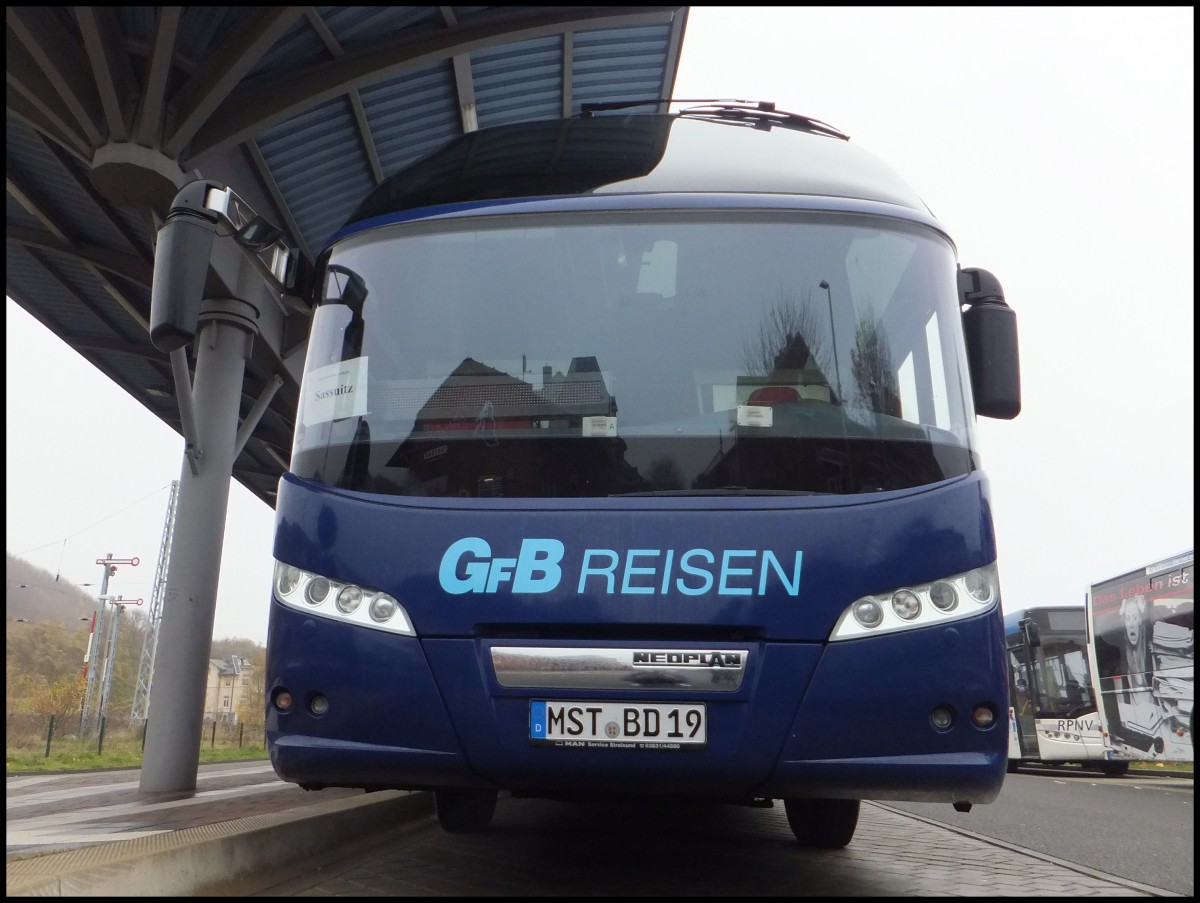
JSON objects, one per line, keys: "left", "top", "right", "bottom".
{"left": 5, "top": 761, "right": 1182, "bottom": 897}
{"left": 6, "top": 761, "right": 430, "bottom": 896}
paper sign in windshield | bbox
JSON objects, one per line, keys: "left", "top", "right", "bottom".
{"left": 302, "top": 357, "right": 368, "bottom": 426}
{"left": 582, "top": 416, "right": 617, "bottom": 437}
{"left": 737, "top": 405, "right": 773, "bottom": 428}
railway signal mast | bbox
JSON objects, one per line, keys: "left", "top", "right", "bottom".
{"left": 80, "top": 553, "right": 139, "bottom": 736}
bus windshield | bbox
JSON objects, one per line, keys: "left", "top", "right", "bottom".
{"left": 293, "top": 210, "right": 979, "bottom": 498}
{"left": 1008, "top": 608, "right": 1096, "bottom": 720}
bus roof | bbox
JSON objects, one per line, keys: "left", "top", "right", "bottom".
{"left": 1003, "top": 605, "right": 1086, "bottom": 636}
{"left": 1088, "top": 549, "right": 1194, "bottom": 590}
{"left": 344, "top": 106, "right": 935, "bottom": 228}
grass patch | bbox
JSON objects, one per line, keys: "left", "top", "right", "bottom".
{"left": 6, "top": 745, "right": 268, "bottom": 774}
{"left": 1128, "top": 761, "right": 1193, "bottom": 774}
{"left": 6, "top": 726, "right": 268, "bottom": 774}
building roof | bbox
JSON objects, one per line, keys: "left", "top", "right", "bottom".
{"left": 6, "top": 6, "right": 689, "bottom": 506}
{"left": 209, "top": 656, "right": 251, "bottom": 676}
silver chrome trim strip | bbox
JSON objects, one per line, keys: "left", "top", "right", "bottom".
{"left": 491, "top": 646, "right": 747, "bottom": 691}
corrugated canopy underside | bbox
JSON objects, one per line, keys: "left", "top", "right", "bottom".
{"left": 5, "top": 5, "right": 689, "bottom": 506}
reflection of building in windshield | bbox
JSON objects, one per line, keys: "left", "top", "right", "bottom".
{"left": 387, "top": 356, "right": 643, "bottom": 498}
{"left": 401, "top": 356, "right": 615, "bottom": 434}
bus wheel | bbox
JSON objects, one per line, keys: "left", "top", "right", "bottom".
{"left": 1006, "top": 760, "right": 1020, "bottom": 774}
{"left": 1100, "top": 761, "right": 1129, "bottom": 777}
{"left": 434, "top": 788, "right": 498, "bottom": 833}
{"left": 783, "top": 798, "right": 860, "bottom": 848}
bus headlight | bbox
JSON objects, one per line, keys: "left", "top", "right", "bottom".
{"left": 335, "top": 586, "right": 363, "bottom": 614}
{"left": 852, "top": 599, "right": 884, "bottom": 629}
{"left": 963, "top": 568, "right": 995, "bottom": 604}
{"left": 830, "top": 563, "right": 1000, "bottom": 641}
{"left": 305, "top": 577, "right": 331, "bottom": 606}
{"left": 275, "top": 564, "right": 302, "bottom": 596}
{"left": 891, "top": 590, "right": 921, "bottom": 620}
{"left": 929, "top": 582, "right": 958, "bottom": 612}
{"left": 272, "top": 560, "right": 415, "bottom": 636}
{"left": 369, "top": 593, "right": 399, "bottom": 623}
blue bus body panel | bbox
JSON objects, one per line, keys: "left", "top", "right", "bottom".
{"left": 770, "top": 618, "right": 1007, "bottom": 802}
{"left": 271, "top": 472, "right": 996, "bottom": 643}
{"left": 267, "top": 473, "right": 1007, "bottom": 802}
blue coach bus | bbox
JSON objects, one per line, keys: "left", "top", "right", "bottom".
{"left": 265, "top": 101, "right": 1022, "bottom": 848}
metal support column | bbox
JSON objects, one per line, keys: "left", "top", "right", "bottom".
{"left": 139, "top": 302, "right": 257, "bottom": 793}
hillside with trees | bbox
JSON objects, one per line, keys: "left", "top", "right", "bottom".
{"left": 6, "top": 553, "right": 264, "bottom": 723}
{"left": 6, "top": 553, "right": 96, "bottom": 624}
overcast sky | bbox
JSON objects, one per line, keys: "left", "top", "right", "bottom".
{"left": 5, "top": 6, "right": 1194, "bottom": 645}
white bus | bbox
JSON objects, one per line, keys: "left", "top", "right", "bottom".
{"left": 1006, "top": 605, "right": 1125, "bottom": 774}
{"left": 1086, "top": 551, "right": 1194, "bottom": 765}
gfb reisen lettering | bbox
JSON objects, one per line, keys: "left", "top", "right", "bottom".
{"left": 438, "top": 536, "right": 802, "bottom": 597}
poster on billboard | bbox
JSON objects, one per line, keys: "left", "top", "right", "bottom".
{"left": 1088, "top": 550, "right": 1194, "bottom": 762}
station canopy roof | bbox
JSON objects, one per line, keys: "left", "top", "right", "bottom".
{"left": 6, "top": 6, "right": 689, "bottom": 506}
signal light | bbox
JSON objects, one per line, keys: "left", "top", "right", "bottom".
{"left": 971, "top": 705, "right": 996, "bottom": 729}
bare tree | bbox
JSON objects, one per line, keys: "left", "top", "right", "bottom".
{"left": 849, "top": 313, "right": 901, "bottom": 418}
{"left": 742, "top": 288, "right": 833, "bottom": 380}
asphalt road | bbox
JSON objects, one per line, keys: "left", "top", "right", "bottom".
{"left": 885, "top": 766, "right": 1193, "bottom": 896}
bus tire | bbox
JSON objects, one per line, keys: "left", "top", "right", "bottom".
{"left": 434, "top": 788, "right": 498, "bottom": 833}
{"left": 783, "top": 798, "right": 860, "bottom": 848}
{"left": 1006, "top": 760, "right": 1020, "bottom": 774}
{"left": 1099, "top": 761, "right": 1129, "bottom": 777}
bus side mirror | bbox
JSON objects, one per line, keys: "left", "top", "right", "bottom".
{"left": 1020, "top": 617, "right": 1041, "bottom": 648}
{"left": 959, "top": 267, "right": 1021, "bottom": 420}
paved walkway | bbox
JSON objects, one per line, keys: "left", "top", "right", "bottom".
{"left": 256, "top": 796, "right": 1176, "bottom": 898}
{"left": 6, "top": 761, "right": 362, "bottom": 855}
{"left": 5, "top": 762, "right": 1183, "bottom": 896}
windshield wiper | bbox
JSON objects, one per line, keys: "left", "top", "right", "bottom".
{"left": 676, "top": 101, "right": 851, "bottom": 140}
{"left": 578, "top": 98, "right": 850, "bottom": 141}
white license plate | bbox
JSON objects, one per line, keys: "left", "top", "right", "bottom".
{"left": 529, "top": 700, "right": 706, "bottom": 748}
